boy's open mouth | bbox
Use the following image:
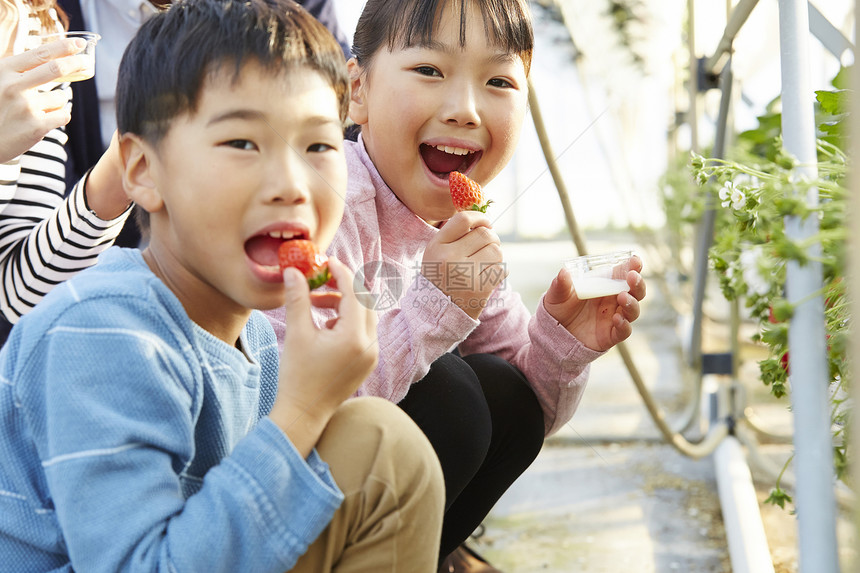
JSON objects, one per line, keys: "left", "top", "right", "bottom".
{"left": 244, "top": 230, "right": 306, "bottom": 270}
{"left": 420, "top": 143, "right": 480, "bottom": 179}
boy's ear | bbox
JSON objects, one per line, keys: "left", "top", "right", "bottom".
{"left": 347, "top": 57, "right": 368, "bottom": 126}
{"left": 119, "top": 133, "right": 163, "bottom": 214}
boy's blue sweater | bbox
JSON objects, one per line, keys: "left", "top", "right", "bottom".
{"left": 0, "top": 248, "right": 342, "bottom": 572}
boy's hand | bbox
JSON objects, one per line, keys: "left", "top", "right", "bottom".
{"left": 421, "top": 211, "right": 507, "bottom": 320}
{"left": 543, "top": 255, "right": 645, "bottom": 351}
{"left": 269, "top": 257, "right": 378, "bottom": 456}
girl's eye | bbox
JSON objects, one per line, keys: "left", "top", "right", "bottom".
{"left": 488, "top": 78, "right": 514, "bottom": 89}
{"left": 224, "top": 139, "right": 257, "bottom": 151}
{"left": 414, "top": 66, "right": 442, "bottom": 77}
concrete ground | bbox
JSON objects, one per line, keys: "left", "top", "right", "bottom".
{"left": 471, "top": 234, "right": 856, "bottom": 572}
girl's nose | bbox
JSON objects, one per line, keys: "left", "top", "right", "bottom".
{"left": 443, "top": 83, "right": 481, "bottom": 127}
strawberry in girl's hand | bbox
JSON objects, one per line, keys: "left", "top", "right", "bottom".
{"left": 449, "top": 171, "right": 491, "bottom": 213}
{"left": 278, "top": 240, "right": 331, "bottom": 290}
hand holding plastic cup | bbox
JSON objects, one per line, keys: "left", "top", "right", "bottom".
{"left": 563, "top": 250, "right": 634, "bottom": 300}
{"left": 39, "top": 31, "right": 100, "bottom": 83}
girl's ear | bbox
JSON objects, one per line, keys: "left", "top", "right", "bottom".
{"left": 347, "top": 57, "right": 369, "bottom": 126}
{"left": 119, "top": 133, "right": 163, "bottom": 215}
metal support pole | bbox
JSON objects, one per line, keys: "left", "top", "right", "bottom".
{"left": 777, "top": 1, "right": 840, "bottom": 571}
{"left": 808, "top": 2, "right": 854, "bottom": 63}
{"left": 714, "top": 436, "right": 776, "bottom": 573}
{"left": 687, "top": 0, "right": 698, "bottom": 152}
{"left": 704, "top": 0, "right": 761, "bottom": 75}
{"left": 850, "top": 3, "right": 860, "bottom": 569}
{"left": 688, "top": 61, "right": 733, "bottom": 371}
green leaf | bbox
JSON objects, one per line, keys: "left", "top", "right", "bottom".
{"left": 771, "top": 299, "right": 793, "bottom": 322}
{"left": 815, "top": 90, "right": 850, "bottom": 116}
{"left": 761, "top": 323, "right": 789, "bottom": 347}
{"left": 771, "top": 381, "right": 787, "bottom": 399}
{"left": 764, "top": 487, "right": 793, "bottom": 509}
{"left": 773, "top": 196, "right": 808, "bottom": 218}
{"left": 773, "top": 239, "right": 808, "bottom": 264}
{"left": 831, "top": 66, "right": 850, "bottom": 89}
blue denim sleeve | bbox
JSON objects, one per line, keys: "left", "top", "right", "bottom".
{"left": 18, "top": 301, "right": 342, "bottom": 572}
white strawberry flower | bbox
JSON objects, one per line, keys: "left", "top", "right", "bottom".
{"left": 739, "top": 245, "right": 770, "bottom": 296}
{"left": 730, "top": 187, "right": 746, "bottom": 210}
{"left": 719, "top": 181, "right": 734, "bottom": 208}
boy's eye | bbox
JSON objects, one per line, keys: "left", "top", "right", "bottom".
{"left": 223, "top": 139, "right": 257, "bottom": 151}
{"left": 414, "top": 66, "right": 442, "bottom": 77}
{"left": 308, "top": 143, "right": 336, "bottom": 153}
{"left": 488, "top": 78, "right": 514, "bottom": 89}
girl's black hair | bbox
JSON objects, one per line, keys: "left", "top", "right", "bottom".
{"left": 351, "top": 0, "right": 534, "bottom": 76}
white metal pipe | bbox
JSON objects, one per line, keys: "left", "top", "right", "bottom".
{"left": 808, "top": 2, "right": 854, "bottom": 63}
{"left": 850, "top": 2, "right": 860, "bottom": 569}
{"left": 687, "top": 0, "right": 699, "bottom": 152}
{"left": 704, "top": 0, "right": 761, "bottom": 74}
{"left": 713, "top": 436, "right": 775, "bottom": 573}
{"left": 777, "top": 1, "right": 840, "bottom": 571}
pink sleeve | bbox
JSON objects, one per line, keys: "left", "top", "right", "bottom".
{"left": 458, "top": 288, "right": 604, "bottom": 436}
{"left": 354, "top": 274, "right": 479, "bottom": 403}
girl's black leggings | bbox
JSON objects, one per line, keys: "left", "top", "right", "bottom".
{"left": 397, "top": 352, "right": 546, "bottom": 561}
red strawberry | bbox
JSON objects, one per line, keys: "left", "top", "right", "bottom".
{"left": 449, "top": 171, "right": 491, "bottom": 213}
{"left": 278, "top": 240, "right": 331, "bottom": 290}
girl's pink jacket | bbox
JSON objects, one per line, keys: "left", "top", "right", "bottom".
{"left": 264, "top": 138, "right": 603, "bottom": 436}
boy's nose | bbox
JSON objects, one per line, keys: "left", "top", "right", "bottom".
{"left": 264, "top": 153, "right": 311, "bottom": 204}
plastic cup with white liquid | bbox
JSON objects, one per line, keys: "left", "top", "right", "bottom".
{"left": 563, "top": 250, "right": 634, "bottom": 300}
{"left": 39, "top": 31, "right": 100, "bottom": 83}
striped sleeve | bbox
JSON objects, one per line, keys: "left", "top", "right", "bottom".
{"left": 0, "top": 121, "right": 131, "bottom": 323}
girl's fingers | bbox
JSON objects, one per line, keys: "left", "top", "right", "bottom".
{"left": 618, "top": 292, "right": 640, "bottom": 322}
{"left": 627, "top": 271, "right": 646, "bottom": 301}
{"left": 17, "top": 39, "right": 84, "bottom": 71}
{"left": 435, "top": 211, "right": 493, "bottom": 243}
{"left": 6, "top": 41, "right": 85, "bottom": 88}
{"left": 39, "top": 108, "right": 73, "bottom": 131}
{"left": 33, "top": 89, "right": 72, "bottom": 113}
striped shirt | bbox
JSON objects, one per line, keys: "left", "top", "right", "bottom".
{"left": 0, "top": 1, "right": 130, "bottom": 323}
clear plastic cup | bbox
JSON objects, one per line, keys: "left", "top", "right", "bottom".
{"left": 40, "top": 31, "right": 100, "bottom": 82}
{"left": 563, "top": 250, "right": 634, "bottom": 300}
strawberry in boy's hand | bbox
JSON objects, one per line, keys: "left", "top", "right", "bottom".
{"left": 278, "top": 239, "right": 331, "bottom": 290}
{"left": 449, "top": 171, "right": 492, "bottom": 213}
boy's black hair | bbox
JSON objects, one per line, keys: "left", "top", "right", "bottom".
{"left": 116, "top": 0, "right": 349, "bottom": 233}
{"left": 351, "top": 0, "right": 534, "bottom": 76}
{"left": 117, "top": 0, "right": 349, "bottom": 144}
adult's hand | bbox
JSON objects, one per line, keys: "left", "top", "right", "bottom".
{"left": 0, "top": 38, "right": 88, "bottom": 163}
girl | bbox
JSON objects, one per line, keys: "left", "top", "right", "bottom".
{"left": 0, "top": 0, "right": 131, "bottom": 344}
{"left": 265, "top": 0, "right": 646, "bottom": 570}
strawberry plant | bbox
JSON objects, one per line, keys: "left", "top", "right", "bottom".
{"left": 676, "top": 67, "right": 851, "bottom": 506}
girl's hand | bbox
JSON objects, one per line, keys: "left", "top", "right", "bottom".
{"left": 269, "top": 257, "right": 378, "bottom": 456}
{"left": 543, "top": 255, "right": 645, "bottom": 351}
{"left": 85, "top": 131, "right": 133, "bottom": 220}
{"left": 421, "top": 211, "right": 507, "bottom": 320}
{"left": 0, "top": 39, "right": 89, "bottom": 163}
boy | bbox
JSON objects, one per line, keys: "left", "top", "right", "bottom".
{"left": 0, "top": 1, "right": 443, "bottom": 571}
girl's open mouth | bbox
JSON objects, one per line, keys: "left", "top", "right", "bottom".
{"left": 419, "top": 143, "right": 481, "bottom": 179}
